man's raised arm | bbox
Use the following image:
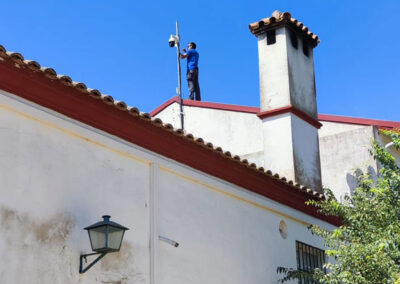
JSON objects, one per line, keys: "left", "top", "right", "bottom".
{"left": 180, "top": 48, "right": 188, "bottom": 59}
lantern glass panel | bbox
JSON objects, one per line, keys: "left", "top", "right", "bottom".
{"left": 108, "top": 226, "right": 125, "bottom": 250}
{"left": 88, "top": 226, "right": 107, "bottom": 251}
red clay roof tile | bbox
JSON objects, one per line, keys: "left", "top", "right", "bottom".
{"left": 249, "top": 10, "right": 320, "bottom": 47}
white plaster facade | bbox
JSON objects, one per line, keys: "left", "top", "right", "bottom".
{"left": 257, "top": 26, "right": 317, "bottom": 117}
{"left": 261, "top": 112, "right": 322, "bottom": 192}
{"left": 154, "top": 101, "right": 399, "bottom": 200}
{"left": 1, "top": 9, "right": 397, "bottom": 284}
{"left": 0, "top": 90, "right": 334, "bottom": 283}
{"left": 154, "top": 10, "right": 399, "bottom": 199}
{"left": 319, "top": 122, "right": 378, "bottom": 198}
{"left": 256, "top": 22, "right": 322, "bottom": 191}
{"left": 155, "top": 103, "right": 263, "bottom": 158}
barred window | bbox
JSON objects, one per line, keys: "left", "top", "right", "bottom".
{"left": 296, "top": 241, "right": 326, "bottom": 284}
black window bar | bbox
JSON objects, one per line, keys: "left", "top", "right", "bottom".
{"left": 296, "top": 241, "right": 326, "bottom": 284}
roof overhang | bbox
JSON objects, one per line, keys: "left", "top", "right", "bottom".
{"left": 0, "top": 48, "right": 340, "bottom": 226}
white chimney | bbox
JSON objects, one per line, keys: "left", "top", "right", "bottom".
{"left": 249, "top": 11, "right": 323, "bottom": 192}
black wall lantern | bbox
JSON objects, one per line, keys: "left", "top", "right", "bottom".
{"left": 79, "top": 215, "right": 129, "bottom": 273}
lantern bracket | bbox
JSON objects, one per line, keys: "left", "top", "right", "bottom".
{"left": 79, "top": 251, "right": 108, "bottom": 274}
{"left": 79, "top": 215, "right": 129, "bottom": 274}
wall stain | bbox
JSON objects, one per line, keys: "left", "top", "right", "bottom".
{"left": 0, "top": 207, "right": 141, "bottom": 283}
{"left": 0, "top": 207, "right": 74, "bottom": 244}
{"left": 101, "top": 241, "right": 134, "bottom": 271}
{"left": 0, "top": 206, "right": 80, "bottom": 283}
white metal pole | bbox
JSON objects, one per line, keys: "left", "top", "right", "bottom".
{"left": 176, "top": 21, "right": 184, "bottom": 130}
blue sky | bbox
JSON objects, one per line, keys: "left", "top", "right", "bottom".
{"left": 1, "top": 1, "right": 399, "bottom": 121}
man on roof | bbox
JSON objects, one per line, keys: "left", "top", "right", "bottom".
{"left": 180, "top": 42, "right": 201, "bottom": 101}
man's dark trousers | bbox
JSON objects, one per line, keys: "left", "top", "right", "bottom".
{"left": 187, "top": 68, "right": 201, "bottom": 101}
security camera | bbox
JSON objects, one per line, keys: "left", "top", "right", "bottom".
{"left": 168, "top": 34, "right": 180, "bottom": 48}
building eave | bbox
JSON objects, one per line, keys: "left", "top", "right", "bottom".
{"left": 0, "top": 46, "right": 340, "bottom": 226}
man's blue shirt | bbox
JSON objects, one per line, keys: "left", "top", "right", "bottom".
{"left": 186, "top": 49, "right": 199, "bottom": 71}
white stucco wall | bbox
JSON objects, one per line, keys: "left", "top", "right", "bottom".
{"left": 0, "top": 90, "right": 334, "bottom": 283}
{"left": 154, "top": 102, "right": 181, "bottom": 129}
{"left": 257, "top": 27, "right": 291, "bottom": 112}
{"left": 0, "top": 90, "right": 151, "bottom": 283}
{"left": 155, "top": 103, "right": 264, "bottom": 161}
{"left": 157, "top": 165, "right": 334, "bottom": 284}
{"left": 257, "top": 27, "right": 317, "bottom": 118}
{"left": 319, "top": 121, "right": 367, "bottom": 137}
{"left": 319, "top": 121, "right": 377, "bottom": 199}
{"left": 291, "top": 114, "right": 322, "bottom": 190}
{"left": 156, "top": 105, "right": 396, "bottom": 199}
{"left": 261, "top": 113, "right": 294, "bottom": 180}
{"left": 261, "top": 113, "right": 321, "bottom": 190}
{"left": 285, "top": 30, "right": 317, "bottom": 118}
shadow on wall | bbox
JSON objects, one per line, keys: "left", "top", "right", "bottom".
{"left": 346, "top": 166, "right": 377, "bottom": 196}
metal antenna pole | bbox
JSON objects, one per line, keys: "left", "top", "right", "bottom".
{"left": 176, "top": 21, "right": 184, "bottom": 131}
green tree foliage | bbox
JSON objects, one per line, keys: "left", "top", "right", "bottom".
{"left": 278, "top": 130, "right": 400, "bottom": 283}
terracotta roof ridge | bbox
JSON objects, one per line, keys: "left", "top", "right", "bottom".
{"left": 249, "top": 10, "right": 320, "bottom": 47}
{"left": 0, "top": 43, "right": 324, "bottom": 202}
